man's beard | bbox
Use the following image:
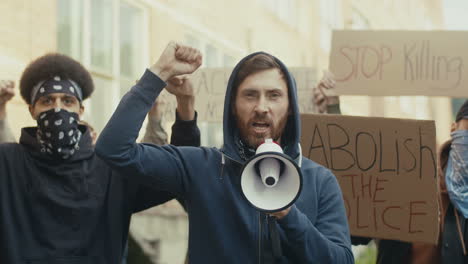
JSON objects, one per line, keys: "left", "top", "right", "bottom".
{"left": 237, "top": 112, "right": 289, "bottom": 149}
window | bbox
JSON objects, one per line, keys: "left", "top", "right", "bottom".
{"left": 120, "top": 2, "right": 144, "bottom": 78}
{"left": 258, "top": 0, "right": 299, "bottom": 28}
{"left": 57, "top": 0, "right": 84, "bottom": 61}
{"left": 350, "top": 8, "right": 370, "bottom": 30}
{"left": 205, "top": 44, "right": 219, "bottom": 68}
{"left": 223, "top": 54, "right": 235, "bottom": 67}
{"left": 91, "top": 0, "right": 114, "bottom": 74}
{"left": 57, "top": 0, "right": 147, "bottom": 132}
{"left": 185, "top": 35, "right": 200, "bottom": 50}
{"left": 319, "top": 0, "right": 343, "bottom": 52}
{"left": 119, "top": 1, "right": 145, "bottom": 95}
{"left": 89, "top": 76, "right": 114, "bottom": 130}
{"left": 424, "top": 17, "right": 434, "bottom": 30}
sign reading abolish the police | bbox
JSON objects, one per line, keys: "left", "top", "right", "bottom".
{"left": 158, "top": 67, "right": 317, "bottom": 122}
{"left": 301, "top": 114, "right": 439, "bottom": 244}
{"left": 329, "top": 30, "right": 468, "bottom": 97}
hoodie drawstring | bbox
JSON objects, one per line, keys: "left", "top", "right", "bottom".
{"left": 297, "top": 143, "right": 303, "bottom": 168}
{"left": 219, "top": 153, "right": 225, "bottom": 180}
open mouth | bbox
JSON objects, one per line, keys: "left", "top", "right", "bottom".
{"left": 252, "top": 121, "right": 270, "bottom": 133}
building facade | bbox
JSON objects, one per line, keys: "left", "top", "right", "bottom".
{"left": 0, "top": 0, "right": 447, "bottom": 263}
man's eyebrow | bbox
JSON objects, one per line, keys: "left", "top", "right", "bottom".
{"left": 240, "top": 88, "right": 259, "bottom": 93}
{"left": 266, "top": 87, "right": 284, "bottom": 93}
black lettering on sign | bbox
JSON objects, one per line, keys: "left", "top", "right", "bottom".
{"left": 327, "top": 124, "right": 356, "bottom": 171}
{"left": 308, "top": 124, "right": 329, "bottom": 168}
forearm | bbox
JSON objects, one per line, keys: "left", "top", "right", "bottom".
{"left": 176, "top": 95, "right": 195, "bottom": 121}
{"left": 0, "top": 105, "right": 6, "bottom": 120}
{"left": 142, "top": 118, "right": 168, "bottom": 145}
{"left": 0, "top": 108, "right": 15, "bottom": 143}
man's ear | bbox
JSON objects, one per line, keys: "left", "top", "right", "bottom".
{"left": 79, "top": 105, "right": 85, "bottom": 119}
{"left": 451, "top": 122, "right": 457, "bottom": 133}
{"left": 28, "top": 104, "right": 36, "bottom": 120}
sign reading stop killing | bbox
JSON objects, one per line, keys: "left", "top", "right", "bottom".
{"left": 301, "top": 114, "right": 439, "bottom": 244}
{"left": 329, "top": 30, "right": 468, "bottom": 97}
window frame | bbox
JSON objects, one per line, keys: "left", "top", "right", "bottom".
{"left": 57, "top": 0, "right": 150, "bottom": 132}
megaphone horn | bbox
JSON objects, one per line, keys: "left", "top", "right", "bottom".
{"left": 240, "top": 139, "right": 303, "bottom": 213}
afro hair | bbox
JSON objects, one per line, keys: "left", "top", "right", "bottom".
{"left": 20, "top": 53, "right": 94, "bottom": 104}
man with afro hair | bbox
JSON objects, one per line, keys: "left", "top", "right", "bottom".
{"left": 0, "top": 53, "right": 200, "bottom": 263}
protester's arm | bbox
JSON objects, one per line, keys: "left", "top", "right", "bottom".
{"left": 141, "top": 76, "right": 200, "bottom": 147}
{"left": 313, "top": 71, "right": 341, "bottom": 114}
{"left": 96, "top": 71, "right": 187, "bottom": 196}
{"left": 137, "top": 81, "right": 199, "bottom": 212}
{"left": 171, "top": 111, "right": 200, "bottom": 147}
{"left": 96, "top": 42, "right": 202, "bottom": 196}
{"left": 276, "top": 168, "right": 354, "bottom": 263}
{"left": 326, "top": 103, "right": 341, "bottom": 114}
{"left": 166, "top": 77, "right": 200, "bottom": 147}
{"left": 0, "top": 118, "right": 15, "bottom": 143}
{"left": 142, "top": 99, "right": 169, "bottom": 145}
{"left": 0, "top": 81, "right": 16, "bottom": 143}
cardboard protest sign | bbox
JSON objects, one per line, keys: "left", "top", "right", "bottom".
{"left": 301, "top": 114, "right": 439, "bottom": 244}
{"left": 329, "top": 30, "right": 468, "bottom": 97}
{"left": 158, "top": 67, "right": 317, "bottom": 122}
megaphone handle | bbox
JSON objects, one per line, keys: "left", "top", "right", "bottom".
{"left": 268, "top": 215, "right": 283, "bottom": 260}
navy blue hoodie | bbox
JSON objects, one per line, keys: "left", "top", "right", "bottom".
{"left": 96, "top": 52, "right": 354, "bottom": 263}
{"left": 0, "top": 118, "right": 199, "bottom": 263}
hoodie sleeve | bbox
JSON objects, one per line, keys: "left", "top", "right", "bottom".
{"left": 277, "top": 168, "right": 354, "bottom": 263}
{"left": 170, "top": 111, "right": 201, "bottom": 147}
{"left": 95, "top": 69, "right": 189, "bottom": 197}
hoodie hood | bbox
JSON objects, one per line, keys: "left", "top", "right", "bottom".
{"left": 221, "top": 52, "right": 301, "bottom": 163}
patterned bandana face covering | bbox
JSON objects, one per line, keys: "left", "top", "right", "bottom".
{"left": 446, "top": 129, "right": 468, "bottom": 218}
{"left": 36, "top": 108, "right": 82, "bottom": 159}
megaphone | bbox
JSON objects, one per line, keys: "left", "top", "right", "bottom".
{"left": 240, "top": 139, "right": 303, "bottom": 213}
